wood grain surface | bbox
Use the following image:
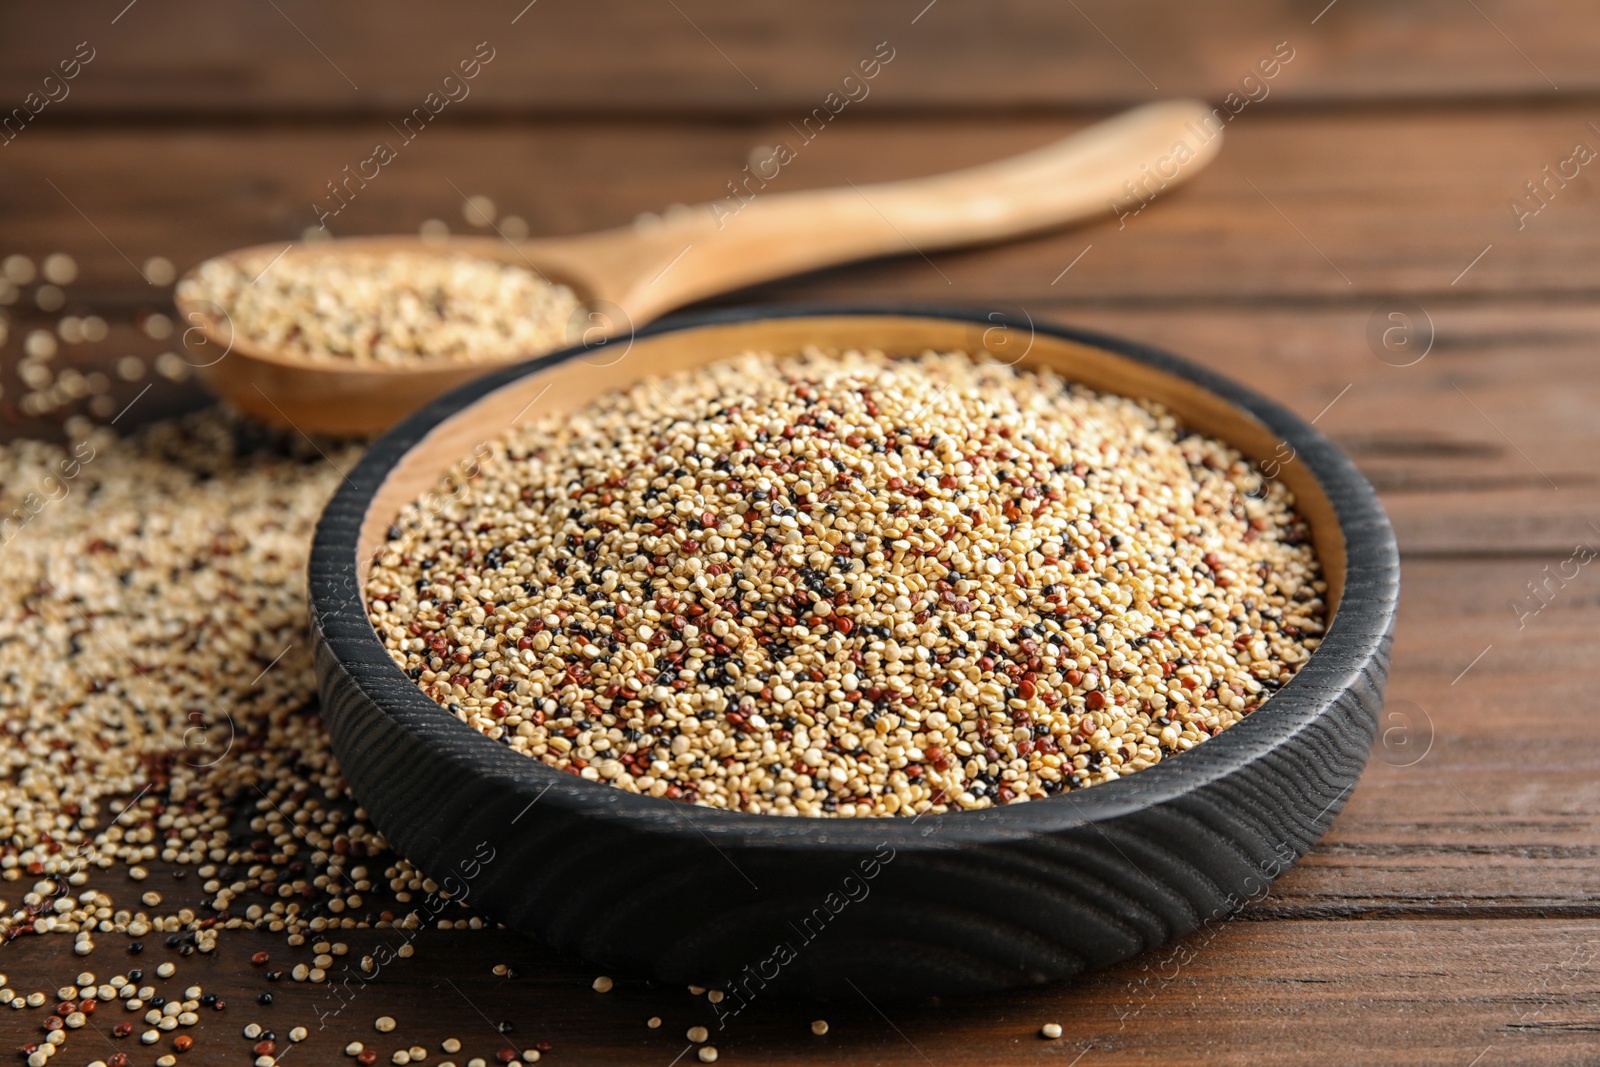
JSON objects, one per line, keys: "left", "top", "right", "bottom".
{"left": 0, "top": 0, "right": 1596, "bottom": 115}
{"left": 2, "top": 0, "right": 1599, "bottom": 1062}
{"left": 4, "top": 110, "right": 1600, "bottom": 300}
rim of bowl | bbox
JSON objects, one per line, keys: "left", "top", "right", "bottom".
{"left": 309, "top": 305, "right": 1398, "bottom": 849}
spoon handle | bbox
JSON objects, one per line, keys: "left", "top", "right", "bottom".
{"left": 600, "top": 100, "right": 1223, "bottom": 319}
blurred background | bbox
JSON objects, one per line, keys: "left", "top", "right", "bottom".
{"left": 2, "top": 0, "right": 1597, "bottom": 464}
{"left": 3, "top": 3, "right": 1600, "bottom": 1060}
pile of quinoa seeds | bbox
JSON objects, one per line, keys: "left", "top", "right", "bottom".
{"left": 368, "top": 348, "right": 1327, "bottom": 817}
{"left": 178, "top": 251, "right": 583, "bottom": 365}
{"left": 0, "top": 412, "right": 511, "bottom": 1062}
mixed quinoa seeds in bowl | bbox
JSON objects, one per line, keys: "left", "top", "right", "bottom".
{"left": 365, "top": 349, "right": 1327, "bottom": 817}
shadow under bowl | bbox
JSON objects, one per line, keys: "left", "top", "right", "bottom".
{"left": 308, "top": 307, "right": 1399, "bottom": 1000}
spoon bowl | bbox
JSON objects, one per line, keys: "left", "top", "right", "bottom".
{"left": 179, "top": 100, "right": 1224, "bottom": 435}
{"left": 176, "top": 235, "right": 601, "bottom": 435}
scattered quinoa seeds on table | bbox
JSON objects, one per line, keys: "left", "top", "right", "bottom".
{"left": 179, "top": 252, "right": 583, "bottom": 366}
{"left": 0, "top": 413, "right": 490, "bottom": 1061}
{"left": 368, "top": 348, "right": 1326, "bottom": 816}
{"left": 0, "top": 413, "right": 435, "bottom": 937}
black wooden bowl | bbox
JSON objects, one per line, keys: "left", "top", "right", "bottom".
{"left": 309, "top": 308, "right": 1398, "bottom": 1000}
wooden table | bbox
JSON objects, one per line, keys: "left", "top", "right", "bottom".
{"left": 3, "top": 2, "right": 1598, "bottom": 1063}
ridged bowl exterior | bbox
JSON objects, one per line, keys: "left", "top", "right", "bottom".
{"left": 309, "top": 308, "right": 1398, "bottom": 1000}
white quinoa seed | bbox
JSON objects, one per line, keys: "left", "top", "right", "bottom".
{"left": 592, "top": 975, "right": 614, "bottom": 992}
{"left": 368, "top": 349, "right": 1326, "bottom": 817}
{"left": 179, "top": 252, "right": 582, "bottom": 366}
{"left": 810, "top": 1020, "right": 829, "bottom": 1036}
{"left": 143, "top": 256, "right": 176, "bottom": 287}
{"left": 1041, "top": 1022, "right": 1063, "bottom": 1039}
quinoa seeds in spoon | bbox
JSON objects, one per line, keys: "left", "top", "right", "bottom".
{"left": 179, "top": 251, "right": 582, "bottom": 365}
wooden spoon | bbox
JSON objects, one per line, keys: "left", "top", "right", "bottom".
{"left": 177, "top": 100, "right": 1222, "bottom": 436}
